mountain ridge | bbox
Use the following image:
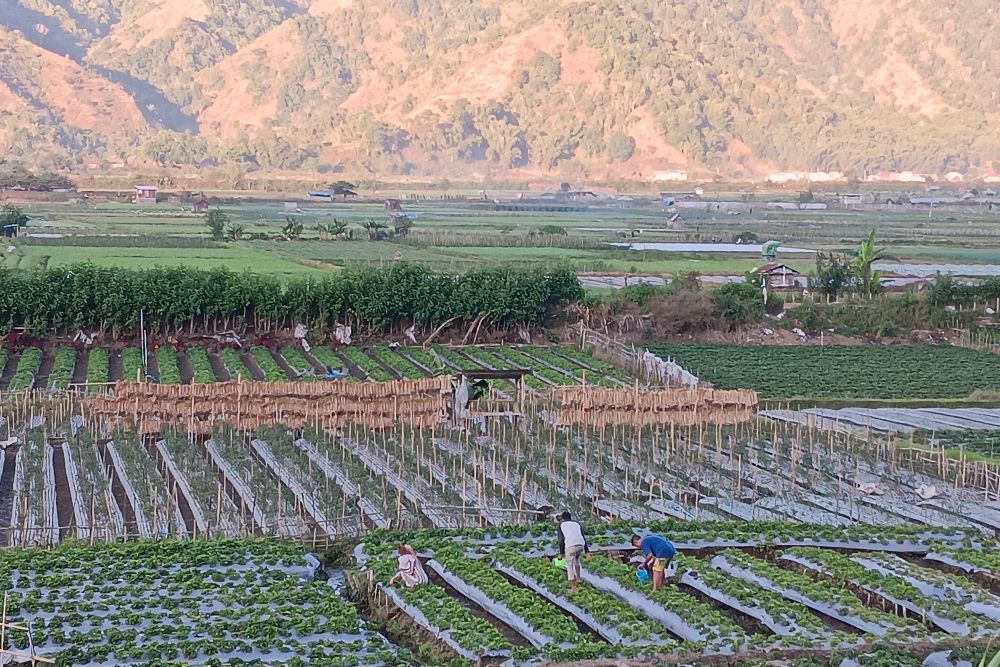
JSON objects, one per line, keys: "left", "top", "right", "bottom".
{"left": 1, "top": 0, "right": 998, "bottom": 179}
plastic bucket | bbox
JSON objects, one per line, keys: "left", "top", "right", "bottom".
{"left": 636, "top": 568, "right": 650, "bottom": 583}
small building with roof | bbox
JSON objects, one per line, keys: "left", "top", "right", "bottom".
{"left": 134, "top": 185, "right": 158, "bottom": 204}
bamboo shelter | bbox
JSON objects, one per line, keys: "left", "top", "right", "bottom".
{"left": 85, "top": 378, "right": 453, "bottom": 436}
{"left": 553, "top": 385, "right": 758, "bottom": 428}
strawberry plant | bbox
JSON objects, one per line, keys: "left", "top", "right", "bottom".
{"left": 340, "top": 347, "right": 392, "bottom": 382}
{"left": 493, "top": 549, "right": 664, "bottom": 644}
{"left": 8, "top": 348, "right": 43, "bottom": 390}
{"left": 280, "top": 347, "right": 319, "bottom": 380}
{"left": 154, "top": 348, "right": 181, "bottom": 384}
{"left": 251, "top": 347, "right": 287, "bottom": 382}
{"left": 186, "top": 348, "right": 217, "bottom": 383}
{"left": 121, "top": 348, "right": 144, "bottom": 383}
{"left": 434, "top": 546, "right": 588, "bottom": 645}
{"left": 370, "top": 346, "right": 427, "bottom": 380}
{"left": 218, "top": 348, "right": 252, "bottom": 381}
{"left": 86, "top": 348, "right": 109, "bottom": 391}
{"left": 47, "top": 348, "right": 77, "bottom": 390}
{"left": 651, "top": 344, "right": 1000, "bottom": 400}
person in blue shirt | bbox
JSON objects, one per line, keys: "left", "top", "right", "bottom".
{"left": 631, "top": 533, "right": 676, "bottom": 591}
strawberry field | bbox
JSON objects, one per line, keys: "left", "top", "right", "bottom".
{"left": 650, "top": 344, "right": 1000, "bottom": 401}
{"left": 4, "top": 524, "right": 997, "bottom": 666}
{"left": 0, "top": 344, "right": 633, "bottom": 391}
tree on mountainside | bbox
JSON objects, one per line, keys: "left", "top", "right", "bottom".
{"left": 607, "top": 133, "right": 636, "bottom": 163}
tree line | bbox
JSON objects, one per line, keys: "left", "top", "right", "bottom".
{"left": 0, "top": 264, "right": 583, "bottom": 336}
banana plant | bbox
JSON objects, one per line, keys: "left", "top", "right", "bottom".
{"left": 850, "top": 228, "right": 895, "bottom": 298}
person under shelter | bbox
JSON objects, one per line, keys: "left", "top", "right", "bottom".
{"left": 557, "top": 511, "right": 590, "bottom": 593}
{"left": 631, "top": 533, "right": 676, "bottom": 592}
{"left": 389, "top": 544, "right": 428, "bottom": 588}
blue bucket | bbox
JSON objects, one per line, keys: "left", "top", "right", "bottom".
{"left": 636, "top": 568, "right": 650, "bottom": 583}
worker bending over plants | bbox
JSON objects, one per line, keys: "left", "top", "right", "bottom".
{"left": 631, "top": 533, "right": 676, "bottom": 592}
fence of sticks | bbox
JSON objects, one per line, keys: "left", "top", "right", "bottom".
{"left": 84, "top": 377, "right": 453, "bottom": 436}
{"left": 553, "top": 385, "right": 759, "bottom": 428}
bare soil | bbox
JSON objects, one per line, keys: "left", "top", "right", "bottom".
{"left": 49, "top": 441, "right": 76, "bottom": 540}
{"left": 0, "top": 447, "right": 19, "bottom": 546}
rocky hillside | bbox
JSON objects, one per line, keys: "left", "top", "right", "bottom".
{"left": 2, "top": 0, "right": 998, "bottom": 178}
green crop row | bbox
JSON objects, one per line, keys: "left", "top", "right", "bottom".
{"left": 9, "top": 348, "right": 43, "bottom": 390}
{"left": 370, "top": 346, "right": 427, "bottom": 380}
{"left": 121, "top": 348, "right": 144, "bottom": 383}
{"left": 250, "top": 348, "right": 286, "bottom": 382}
{"left": 186, "top": 349, "right": 217, "bottom": 384}
{"left": 87, "top": 349, "right": 109, "bottom": 392}
{"left": 47, "top": 348, "right": 77, "bottom": 390}
{"left": 155, "top": 348, "right": 182, "bottom": 384}
{"left": 340, "top": 347, "right": 393, "bottom": 382}
{"left": 651, "top": 344, "right": 1000, "bottom": 400}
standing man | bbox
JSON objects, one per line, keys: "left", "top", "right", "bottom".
{"left": 631, "top": 533, "right": 676, "bottom": 592}
{"left": 557, "top": 511, "right": 589, "bottom": 593}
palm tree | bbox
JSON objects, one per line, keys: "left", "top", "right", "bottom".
{"left": 850, "top": 228, "right": 894, "bottom": 298}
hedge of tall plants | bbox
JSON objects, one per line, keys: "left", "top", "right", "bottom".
{"left": 0, "top": 263, "right": 582, "bottom": 335}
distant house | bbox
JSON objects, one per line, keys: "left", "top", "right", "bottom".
{"left": 840, "top": 193, "right": 864, "bottom": 207}
{"left": 134, "top": 185, "right": 158, "bottom": 204}
{"left": 752, "top": 263, "right": 803, "bottom": 289}
{"left": 191, "top": 198, "right": 210, "bottom": 213}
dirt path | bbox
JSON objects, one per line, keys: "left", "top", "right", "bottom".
{"left": 0, "top": 352, "right": 20, "bottom": 390}
{"left": 269, "top": 350, "right": 298, "bottom": 381}
{"left": 0, "top": 448, "right": 18, "bottom": 546}
{"left": 208, "top": 352, "right": 231, "bottom": 381}
{"left": 176, "top": 350, "right": 194, "bottom": 384}
{"left": 33, "top": 348, "right": 56, "bottom": 389}
{"left": 70, "top": 349, "right": 88, "bottom": 385}
{"left": 96, "top": 441, "right": 139, "bottom": 537}
{"left": 49, "top": 441, "right": 76, "bottom": 541}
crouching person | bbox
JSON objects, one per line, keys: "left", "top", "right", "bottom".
{"left": 389, "top": 544, "right": 428, "bottom": 588}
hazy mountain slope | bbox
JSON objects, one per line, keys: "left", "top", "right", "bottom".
{"left": 1, "top": 0, "right": 997, "bottom": 177}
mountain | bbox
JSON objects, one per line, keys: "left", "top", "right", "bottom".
{"left": 1, "top": 0, "right": 998, "bottom": 179}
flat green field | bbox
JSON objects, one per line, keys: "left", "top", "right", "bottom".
{"left": 652, "top": 344, "right": 1000, "bottom": 401}
{"left": 7, "top": 197, "right": 1000, "bottom": 277}
{"left": 8, "top": 244, "right": 323, "bottom": 276}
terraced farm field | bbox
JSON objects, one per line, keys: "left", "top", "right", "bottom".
{"left": 651, "top": 344, "right": 1000, "bottom": 401}
{"left": 0, "top": 345, "right": 633, "bottom": 391}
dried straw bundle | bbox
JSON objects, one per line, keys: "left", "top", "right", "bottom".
{"left": 87, "top": 378, "right": 452, "bottom": 435}
{"left": 553, "top": 385, "right": 757, "bottom": 427}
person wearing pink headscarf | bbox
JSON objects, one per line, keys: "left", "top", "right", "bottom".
{"left": 389, "top": 544, "right": 428, "bottom": 588}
